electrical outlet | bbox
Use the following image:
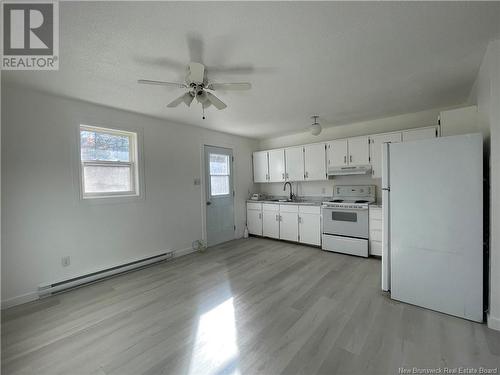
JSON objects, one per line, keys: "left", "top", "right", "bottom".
{"left": 61, "top": 256, "right": 70, "bottom": 267}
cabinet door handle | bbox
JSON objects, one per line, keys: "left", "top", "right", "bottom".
{"left": 276, "top": 214, "right": 279, "bottom": 221}
{"left": 298, "top": 216, "right": 302, "bottom": 224}
{"left": 286, "top": 173, "right": 289, "bottom": 179}
{"left": 344, "top": 155, "right": 347, "bottom": 164}
{"left": 282, "top": 173, "right": 285, "bottom": 180}
{"left": 259, "top": 213, "right": 262, "bottom": 219}
{"left": 350, "top": 155, "right": 353, "bottom": 163}
{"left": 305, "top": 171, "right": 309, "bottom": 178}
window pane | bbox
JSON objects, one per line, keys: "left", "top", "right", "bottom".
{"left": 81, "top": 130, "right": 130, "bottom": 162}
{"left": 209, "top": 154, "right": 230, "bottom": 175}
{"left": 211, "top": 176, "right": 230, "bottom": 196}
{"left": 83, "top": 165, "right": 132, "bottom": 193}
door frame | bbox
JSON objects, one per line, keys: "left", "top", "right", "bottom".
{"left": 200, "top": 143, "right": 236, "bottom": 246}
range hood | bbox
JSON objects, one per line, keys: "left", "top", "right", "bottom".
{"left": 328, "top": 165, "right": 372, "bottom": 176}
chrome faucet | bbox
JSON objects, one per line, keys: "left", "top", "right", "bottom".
{"left": 283, "top": 181, "right": 294, "bottom": 201}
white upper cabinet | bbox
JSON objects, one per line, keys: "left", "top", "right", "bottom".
{"left": 327, "top": 139, "right": 348, "bottom": 167}
{"left": 402, "top": 126, "right": 437, "bottom": 142}
{"left": 369, "top": 132, "right": 402, "bottom": 178}
{"left": 253, "top": 151, "right": 269, "bottom": 183}
{"left": 285, "top": 146, "right": 305, "bottom": 181}
{"left": 327, "top": 137, "right": 369, "bottom": 167}
{"left": 254, "top": 125, "right": 440, "bottom": 183}
{"left": 348, "top": 136, "right": 370, "bottom": 166}
{"left": 268, "top": 149, "right": 286, "bottom": 182}
{"left": 440, "top": 106, "right": 479, "bottom": 137}
{"left": 304, "top": 143, "right": 327, "bottom": 181}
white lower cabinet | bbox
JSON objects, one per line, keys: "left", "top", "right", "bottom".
{"left": 298, "top": 206, "right": 321, "bottom": 246}
{"left": 246, "top": 203, "right": 262, "bottom": 236}
{"left": 279, "top": 205, "right": 299, "bottom": 242}
{"left": 262, "top": 204, "right": 280, "bottom": 239}
{"left": 247, "top": 202, "right": 321, "bottom": 247}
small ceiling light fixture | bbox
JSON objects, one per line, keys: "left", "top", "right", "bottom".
{"left": 310, "top": 115, "right": 322, "bottom": 136}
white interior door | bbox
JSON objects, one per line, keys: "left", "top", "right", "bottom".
{"left": 304, "top": 143, "right": 327, "bottom": 181}
{"left": 389, "top": 134, "right": 483, "bottom": 321}
{"left": 327, "top": 139, "right": 348, "bottom": 167}
{"left": 268, "top": 149, "right": 285, "bottom": 182}
{"left": 205, "top": 145, "right": 235, "bottom": 247}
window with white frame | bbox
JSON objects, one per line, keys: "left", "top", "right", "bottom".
{"left": 209, "top": 153, "right": 231, "bottom": 196}
{"left": 79, "top": 125, "right": 139, "bottom": 198}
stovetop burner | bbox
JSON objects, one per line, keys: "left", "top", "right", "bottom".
{"left": 328, "top": 199, "right": 370, "bottom": 204}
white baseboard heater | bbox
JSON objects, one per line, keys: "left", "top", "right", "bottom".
{"left": 38, "top": 251, "right": 174, "bottom": 297}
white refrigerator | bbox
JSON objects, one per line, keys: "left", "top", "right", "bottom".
{"left": 381, "top": 133, "right": 483, "bottom": 322}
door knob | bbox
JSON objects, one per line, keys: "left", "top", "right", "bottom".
{"left": 206, "top": 201, "right": 212, "bottom": 205}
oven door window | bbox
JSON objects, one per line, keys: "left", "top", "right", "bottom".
{"left": 332, "top": 211, "right": 357, "bottom": 222}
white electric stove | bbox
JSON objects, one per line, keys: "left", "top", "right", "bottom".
{"left": 321, "top": 185, "right": 375, "bottom": 257}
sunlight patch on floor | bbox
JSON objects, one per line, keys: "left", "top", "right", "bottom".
{"left": 188, "top": 297, "right": 240, "bottom": 375}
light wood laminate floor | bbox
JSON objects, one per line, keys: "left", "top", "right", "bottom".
{"left": 2, "top": 237, "right": 500, "bottom": 375}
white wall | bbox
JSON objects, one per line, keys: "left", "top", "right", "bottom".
{"left": 1, "top": 85, "right": 258, "bottom": 307}
{"left": 469, "top": 39, "right": 500, "bottom": 331}
{"left": 257, "top": 108, "right": 446, "bottom": 202}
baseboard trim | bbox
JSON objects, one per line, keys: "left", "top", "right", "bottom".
{"left": 487, "top": 313, "right": 500, "bottom": 331}
{"left": 174, "top": 246, "right": 198, "bottom": 257}
{"left": 1, "top": 246, "right": 198, "bottom": 310}
{"left": 1, "top": 291, "right": 39, "bottom": 309}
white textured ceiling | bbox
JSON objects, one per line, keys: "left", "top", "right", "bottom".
{"left": 3, "top": 1, "right": 500, "bottom": 138}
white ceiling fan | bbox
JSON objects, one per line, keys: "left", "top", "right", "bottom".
{"left": 138, "top": 61, "right": 251, "bottom": 118}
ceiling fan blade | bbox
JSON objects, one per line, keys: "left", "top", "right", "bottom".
{"left": 206, "top": 65, "right": 254, "bottom": 74}
{"left": 206, "top": 92, "right": 227, "bottom": 110}
{"left": 138, "top": 79, "right": 187, "bottom": 89}
{"left": 207, "top": 82, "right": 251, "bottom": 91}
{"left": 167, "top": 92, "right": 193, "bottom": 108}
{"left": 185, "top": 93, "right": 194, "bottom": 107}
{"left": 134, "top": 56, "right": 185, "bottom": 71}
{"left": 187, "top": 62, "right": 205, "bottom": 84}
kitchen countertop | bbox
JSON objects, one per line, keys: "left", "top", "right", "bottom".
{"left": 246, "top": 199, "right": 323, "bottom": 206}
{"left": 248, "top": 200, "right": 384, "bottom": 208}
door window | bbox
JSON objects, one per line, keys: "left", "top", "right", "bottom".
{"left": 332, "top": 211, "right": 357, "bottom": 222}
{"left": 209, "top": 153, "right": 231, "bottom": 196}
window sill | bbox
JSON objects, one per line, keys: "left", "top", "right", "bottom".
{"left": 80, "top": 193, "right": 143, "bottom": 205}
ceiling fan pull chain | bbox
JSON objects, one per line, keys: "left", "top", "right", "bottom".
{"left": 202, "top": 105, "right": 206, "bottom": 120}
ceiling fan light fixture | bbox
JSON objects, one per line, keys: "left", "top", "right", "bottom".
{"left": 310, "top": 115, "right": 322, "bottom": 136}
